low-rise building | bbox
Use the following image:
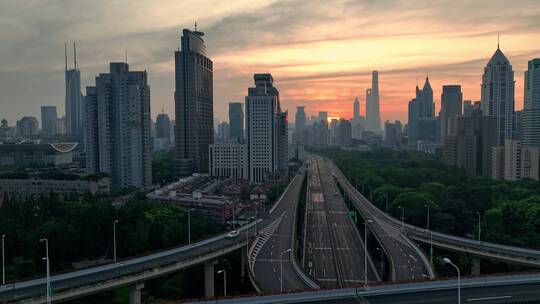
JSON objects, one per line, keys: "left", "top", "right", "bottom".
{"left": 209, "top": 143, "right": 248, "bottom": 179}
{"left": 0, "top": 177, "right": 110, "bottom": 200}
{"left": 0, "top": 142, "right": 77, "bottom": 166}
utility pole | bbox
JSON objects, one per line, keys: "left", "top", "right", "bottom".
{"left": 40, "top": 239, "right": 51, "bottom": 304}
{"left": 113, "top": 220, "right": 118, "bottom": 262}
{"left": 364, "top": 220, "right": 373, "bottom": 287}
{"left": 424, "top": 204, "right": 432, "bottom": 265}
{"left": 476, "top": 212, "right": 481, "bottom": 242}
{"left": 2, "top": 234, "right": 5, "bottom": 285}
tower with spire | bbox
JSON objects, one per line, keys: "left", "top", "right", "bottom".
{"left": 65, "top": 42, "right": 83, "bottom": 136}
{"left": 480, "top": 38, "right": 515, "bottom": 146}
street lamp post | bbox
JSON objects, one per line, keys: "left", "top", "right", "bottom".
{"left": 443, "top": 258, "right": 461, "bottom": 304}
{"left": 40, "top": 238, "right": 51, "bottom": 304}
{"left": 364, "top": 219, "right": 373, "bottom": 287}
{"left": 2, "top": 234, "right": 5, "bottom": 285}
{"left": 476, "top": 212, "right": 481, "bottom": 242}
{"left": 217, "top": 270, "right": 227, "bottom": 297}
{"left": 424, "top": 204, "right": 433, "bottom": 265}
{"left": 280, "top": 248, "right": 292, "bottom": 293}
{"left": 398, "top": 206, "right": 404, "bottom": 231}
{"left": 187, "top": 209, "right": 191, "bottom": 245}
{"left": 113, "top": 220, "right": 118, "bottom": 263}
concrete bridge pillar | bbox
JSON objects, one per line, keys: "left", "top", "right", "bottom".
{"left": 205, "top": 260, "right": 218, "bottom": 298}
{"left": 129, "top": 283, "right": 144, "bottom": 304}
{"left": 471, "top": 258, "right": 481, "bottom": 276}
{"left": 241, "top": 246, "right": 247, "bottom": 282}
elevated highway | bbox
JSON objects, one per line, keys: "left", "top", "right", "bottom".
{"left": 328, "top": 158, "right": 540, "bottom": 268}
{"left": 188, "top": 273, "right": 540, "bottom": 304}
{"left": 0, "top": 166, "right": 313, "bottom": 303}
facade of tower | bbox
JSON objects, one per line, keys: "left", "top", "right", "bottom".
{"left": 156, "top": 112, "right": 171, "bottom": 142}
{"left": 174, "top": 29, "right": 214, "bottom": 176}
{"left": 366, "top": 71, "right": 381, "bottom": 133}
{"left": 41, "top": 106, "right": 58, "bottom": 135}
{"left": 295, "top": 106, "right": 306, "bottom": 143}
{"left": 523, "top": 58, "right": 540, "bottom": 148}
{"left": 481, "top": 46, "right": 515, "bottom": 146}
{"left": 353, "top": 97, "right": 360, "bottom": 120}
{"left": 228, "top": 102, "right": 244, "bottom": 142}
{"left": 84, "top": 62, "right": 152, "bottom": 190}
{"left": 440, "top": 85, "right": 463, "bottom": 143}
{"left": 65, "top": 43, "right": 83, "bottom": 136}
{"left": 246, "top": 74, "right": 284, "bottom": 183}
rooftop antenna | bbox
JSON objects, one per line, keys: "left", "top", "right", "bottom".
{"left": 73, "top": 42, "right": 77, "bottom": 70}
{"left": 125, "top": 49, "right": 128, "bottom": 63}
{"left": 497, "top": 33, "right": 500, "bottom": 49}
{"left": 64, "top": 43, "right": 67, "bottom": 71}
{"left": 194, "top": 21, "right": 197, "bottom": 32}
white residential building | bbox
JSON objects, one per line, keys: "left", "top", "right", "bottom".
{"left": 209, "top": 143, "right": 248, "bottom": 179}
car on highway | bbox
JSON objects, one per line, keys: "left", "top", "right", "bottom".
{"left": 226, "top": 230, "right": 239, "bottom": 239}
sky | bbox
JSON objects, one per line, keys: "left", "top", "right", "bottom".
{"left": 1, "top": 0, "right": 540, "bottom": 126}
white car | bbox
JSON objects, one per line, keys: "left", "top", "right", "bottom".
{"left": 226, "top": 230, "right": 240, "bottom": 239}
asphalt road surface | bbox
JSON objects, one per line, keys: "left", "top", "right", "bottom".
{"left": 326, "top": 158, "right": 434, "bottom": 282}
{"left": 250, "top": 166, "right": 311, "bottom": 292}
{"left": 303, "top": 156, "right": 378, "bottom": 288}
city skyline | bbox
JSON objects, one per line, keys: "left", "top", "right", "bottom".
{"left": 1, "top": 1, "right": 540, "bottom": 124}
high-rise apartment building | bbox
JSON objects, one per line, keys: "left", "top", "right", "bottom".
{"left": 246, "top": 74, "right": 286, "bottom": 183}
{"left": 155, "top": 112, "right": 171, "bottom": 141}
{"left": 228, "top": 102, "right": 244, "bottom": 142}
{"left": 440, "top": 85, "right": 463, "bottom": 142}
{"left": 41, "top": 106, "right": 58, "bottom": 135}
{"left": 84, "top": 62, "right": 152, "bottom": 190}
{"left": 366, "top": 71, "right": 382, "bottom": 133}
{"left": 175, "top": 28, "right": 213, "bottom": 176}
{"left": 217, "top": 121, "right": 230, "bottom": 142}
{"left": 65, "top": 43, "right": 83, "bottom": 136}
{"left": 384, "top": 120, "right": 403, "bottom": 149}
{"left": 16, "top": 116, "right": 39, "bottom": 137}
{"left": 481, "top": 45, "right": 515, "bottom": 146}
{"left": 318, "top": 111, "right": 328, "bottom": 124}
{"left": 295, "top": 106, "right": 306, "bottom": 143}
{"left": 523, "top": 58, "right": 540, "bottom": 148}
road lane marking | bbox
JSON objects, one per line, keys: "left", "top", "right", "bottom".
{"left": 467, "top": 296, "right": 512, "bottom": 301}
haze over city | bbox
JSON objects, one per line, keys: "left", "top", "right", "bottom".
{"left": 2, "top": 0, "right": 540, "bottom": 122}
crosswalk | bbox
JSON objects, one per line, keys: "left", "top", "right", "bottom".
{"left": 249, "top": 211, "right": 286, "bottom": 270}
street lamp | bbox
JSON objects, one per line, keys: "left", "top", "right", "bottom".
{"left": 40, "top": 238, "right": 51, "bottom": 304}
{"left": 476, "top": 212, "right": 481, "bottom": 242}
{"left": 424, "top": 204, "right": 433, "bottom": 265}
{"left": 113, "top": 220, "right": 119, "bottom": 263}
{"left": 364, "top": 219, "right": 373, "bottom": 287}
{"left": 443, "top": 258, "right": 460, "bottom": 304}
{"left": 398, "top": 206, "right": 404, "bottom": 231}
{"left": 187, "top": 208, "right": 192, "bottom": 245}
{"left": 2, "top": 234, "right": 5, "bottom": 285}
{"left": 280, "top": 248, "right": 292, "bottom": 293}
{"left": 217, "top": 270, "right": 227, "bottom": 297}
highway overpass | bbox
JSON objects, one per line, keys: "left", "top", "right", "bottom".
{"left": 187, "top": 273, "right": 540, "bottom": 304}
{"left": 0, "top": 166, "right": 311, "bottom": 303}
{"left": 328, "top": 158, "right": 540, "bottom": 269}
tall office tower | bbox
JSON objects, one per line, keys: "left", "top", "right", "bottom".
{"left": 353, "top": 97, "right": 360, "bottom": 120}
{"left": 408, "top": 97, "right": 420, "bottom": 146}
{"left": 229, "top": 102, "right": 244, "bottom": 142}
{"left": 155, "top": 112, "right": 171, "bottom": 142}
{"left": 295, "top": 106, "right": 306, "bottom": 143}
{"left": 337, "top": 119, "right": 352, "bottom": 146}
{"left": 16, "top": 116, "right": 39, "bottom": 137}
{"left": 277, "top": 111, "right": 288, "bottom": 172}
{"left": 246, "top": 74, "right": 283, "bottom": 183}
{"left": 65, "top": 43, "right": 83, "bottom": 136}
{"left": 523, "top": 58, "right": 540, "bottom": 148}
{"left": 318, "top": 111, "right": 328, "bottom": 124}
{"left": 408, "top": 77, "right": 435, "bottom": 147}
{"left": 41, "top": 106, "right": 58, "bottom": 135}
{"left": 84, "top": 62, "right": 152, "bottom": 190}
{"left": 365, "top": 71, "right": 382, "bottom": 133}
{"left": 384, "top": 120, "right": 403, "bottom": 149}
{"left": 463, "top": 100, "right": 473, "bottom": 116}
{"left": 481, "top": 44, "right": 515, "bottom": 146}
{"left": 217, "top": 121, "right": 230, "bottom": 142}
{"left": 440, "top": 85, "right": 463, "bottom": 143}
{"left": 417, "top": 76, "right": 434, "bottom": 117}
{"left": 174, "top": 28, "right": 213, "bottom": 176}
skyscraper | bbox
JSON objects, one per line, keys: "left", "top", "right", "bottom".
{"left": 440, "top": 85, "right": 463, "bottom": 143}
{"left": 16, "top": 117, "right": 39, "bottom": 137}
{"left": 41, "top": 106, "right": 58, "bottom": 135}
{"left": 228, "top": 102, "right": 244, "bottom": 141}
{"left": 295, "top": 106, "right": 306, "bottom": 143}
{"left": 408, "top": 77, "right": 435, "bottom": 146}
{"left": 174, "top": 28, "right": 213, "bottom": 176}
{"left": 246, "top": 74, "right": 284, "bottom": 183}
{"left": 318, "top": 111, "right": 328, "bottom": 124}
{"left": 84, "top": 62, "right": 152, "bottom": 190}
{"left": 65, "top": 43, "right": 83, "bottom": 136}
{"left": 353, "top": 97, "right": 360, "bottom": 120}
{"left": 366, "top": 71, "right": 381, "bottom": 133}
{"left": 523, "top": 58, "right": 540, "bottom": 148}
{"left": 156, "top": 112, "right": 171, "bottom": 142}
{"left": 481, "top": 44, "right": 515, "bottom": 146}
{"left": 417, "top": 76, "right": 434, "bottom": 118}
